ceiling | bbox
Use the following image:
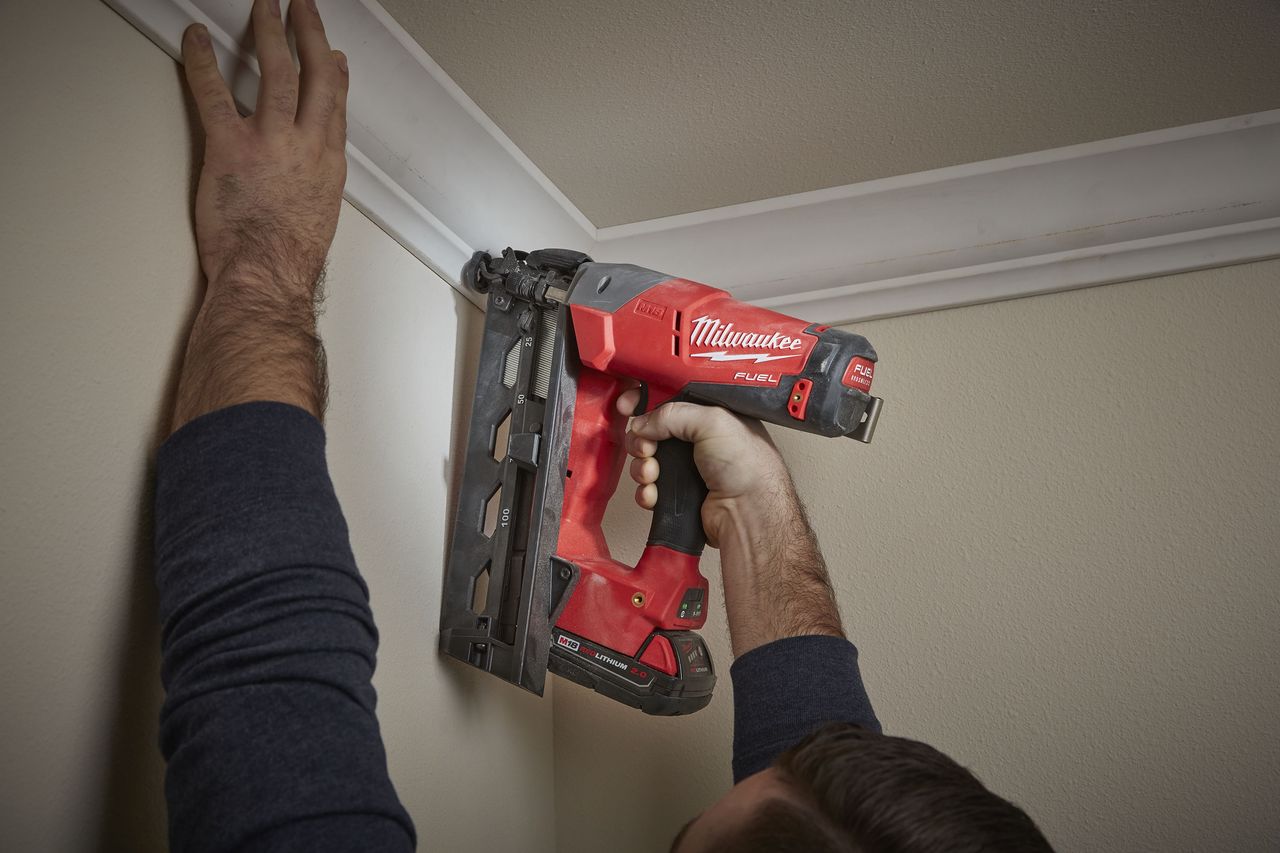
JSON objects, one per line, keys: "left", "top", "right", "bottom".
{"left": 379, "top": 0, "right": 1280, "bottom": 228}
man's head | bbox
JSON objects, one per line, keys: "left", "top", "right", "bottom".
{"left": 671, "top": 724, "right": 1053, "bottom": 852}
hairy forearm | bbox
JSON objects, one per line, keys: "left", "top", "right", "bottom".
{"left": 172, "top": 272, "right": 328, "bottom": 433}
{"left": 717, "top": 478, "right": 845, "bottom": 657}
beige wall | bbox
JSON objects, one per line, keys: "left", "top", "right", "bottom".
{"left": 0, "top": 1, "right": 554, "bottom": 850}
{"left": 556, "top": 260, "right": 1280, "bottom": 853}
{"left": 5, "top": 2, "right": 1279, "bottom": 852}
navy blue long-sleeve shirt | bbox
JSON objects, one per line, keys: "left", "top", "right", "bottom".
{"left": 154, "top": 402, "right": 878, "bottom": 850}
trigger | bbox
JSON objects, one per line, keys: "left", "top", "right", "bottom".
{"left": 634, "top": 382, "right": 650, "bottom": 416}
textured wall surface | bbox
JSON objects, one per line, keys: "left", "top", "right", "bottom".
{"left": 554, "top": 261, "right": 1280, "bottom": 853}
{"left": 0, "top": 1, "right": 554, "bottom": 850}
{"left": 5, "top": 2, "right": 1279, "bottom": 852}
{"left": 382, "top": 0, "right": 1280, "bottom": 225}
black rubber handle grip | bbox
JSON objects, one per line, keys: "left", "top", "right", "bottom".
{"left": 646, "top": 439, "right": 709, "bottom": 556}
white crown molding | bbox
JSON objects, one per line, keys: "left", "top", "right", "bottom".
{"left": 594, "top": 112, "right": 1280, "bottom": 322}
{"left": 105, "top": 0, "right": 1280, "bottom": 324}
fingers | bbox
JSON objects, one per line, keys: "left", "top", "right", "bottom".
{"left": 251, "top": 0, "right": 299, "bottom": 127}
{"left": 616, "top": 388, "right": 643, "bottom": 417}
{"left": 620, "top": 388, "right": 657, "bottom": 457}
{"left": 635, "top": 483, "right": 657, "bottom": 511}
{"left": 291, "top": 0, "right": 346, "bottom": 139}
{"left": 325, "top": 51, "right": 349, "bottom": 151}
{"left": 629, "top": 455, "right": 659, "bottom": 486}
{"left": 621, "top": 389, "right": 659, "bottom": 509}
{"left": 182, "top": 25, "right": 239, "bottom": 136}
{"left": 624, "top": 430, "right": 656, "bottom": 459}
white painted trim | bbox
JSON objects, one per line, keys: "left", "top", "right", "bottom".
{"left": 750, "top": 217, "right": 1280, "bottom": 322}
{"left": 352, "top": 0, "right": 597, "bottom": 238}
{"left": 104, "top": 0, "right": 1280, "bottom": 324}
{"left": 593, "top": 112, "right": 1280, "bottom": 322}
{"left": 593, "top": 111, "right": 1277, "bottom": 242}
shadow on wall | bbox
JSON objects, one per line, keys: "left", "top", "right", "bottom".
{"left": 93, "top": 63, "right": 209, "bottom": 852}
{"left": 93, "top": 471, "right": 168, "bottom": 852}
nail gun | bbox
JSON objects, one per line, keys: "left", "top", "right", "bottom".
{"left": 439, "top": 248, "right": 882, "bottom": 715}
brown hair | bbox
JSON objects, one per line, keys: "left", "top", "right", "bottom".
{"left": 723, "top": 723, "right": 1054, "bottom": 852}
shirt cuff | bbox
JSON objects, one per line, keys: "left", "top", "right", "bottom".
{"left": 730, "top": 635, "right": 881, "bottom": 782}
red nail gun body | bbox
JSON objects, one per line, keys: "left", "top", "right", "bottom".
{"left": 440, "top": 249, "right": 881, "bottom": 714}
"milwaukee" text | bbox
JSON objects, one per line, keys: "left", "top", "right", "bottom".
{"left": 689, "top": 316, "right": 804, "bottom": 351}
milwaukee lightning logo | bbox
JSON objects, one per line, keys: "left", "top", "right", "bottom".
{"left": 688, "top": 316, "right": 805, "bottom": 364}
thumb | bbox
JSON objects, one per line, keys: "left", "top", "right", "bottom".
{"left": 629, "top": 401, "right": 725, "bottom": 445}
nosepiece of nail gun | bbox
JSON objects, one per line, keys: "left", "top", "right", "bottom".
{"left": 462, "top": 248, "right": 585, "bottom": 308}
